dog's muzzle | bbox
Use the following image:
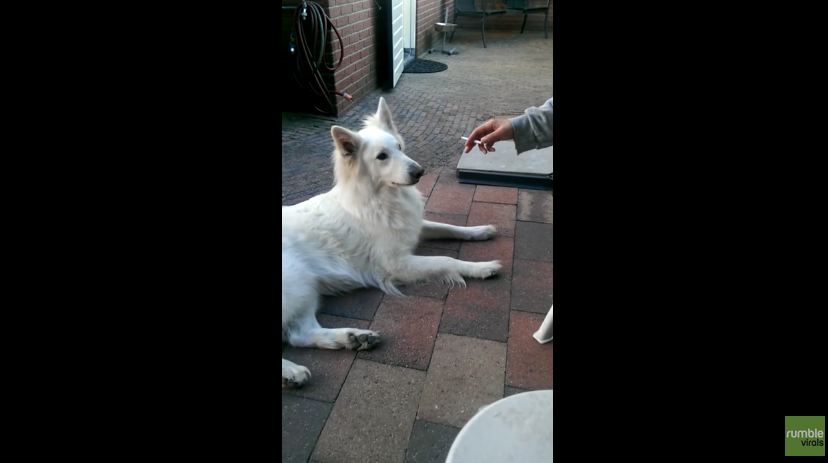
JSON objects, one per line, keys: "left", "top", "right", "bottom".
{"left": 409, "top": 165, "right": 425, "bottom": 183}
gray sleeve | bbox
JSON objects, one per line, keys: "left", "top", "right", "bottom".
{"left": 509, "top": 97, "right": 553, "bottom": 154}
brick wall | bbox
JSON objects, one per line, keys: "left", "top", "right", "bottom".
{"left": 328, "top": 0, "right": 380, "bottom": 115}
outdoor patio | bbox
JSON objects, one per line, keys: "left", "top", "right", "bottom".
{"left": 282, "top": 29, "right": 552, "bottom": 463}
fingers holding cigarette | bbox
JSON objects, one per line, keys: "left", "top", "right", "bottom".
{"left": 461, "top": 136, "right": 496, "bottom": 154}
{"left": 463, "top": 118, "right": 514, "bottom": 154}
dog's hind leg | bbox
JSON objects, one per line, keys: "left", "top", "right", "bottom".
{"left": 287, "top": 312, "right": 382, "bottom": 351}
{"left": 282, "top": 358, "right": 311, "bottom": 388}
{"left": 393, "top": 255, "right": 501, "bottom": 286}
{"left": 420, "top": 220, "right": 496, "bottom": 241}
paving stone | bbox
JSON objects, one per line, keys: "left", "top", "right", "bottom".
{"left": 425, "top": 180, "right": 475, "bottom": 215}
{"left": 467, "top": 202, "right": 516, "bottom": 238}
{"left": 510, "top": 259, "right": 553, "bottom": 313}
{"left": 474, "top": 185, "right": 518, "bottom": 204}
{"left": 506, "top": 311, "right": 553, "bottom": 390}
{"left": 358, "top": 296, "right": 444, "bottom": 370}
{"left": 282, "top": 395, "right": 332, "bottom": 463}
{"left": 404, "top": 420, "right": 460, "bottom": 463}
{"left": 504, "top": 386, "right": 529, "bottom": 397}
{"left": 312, "top": 360, "right": 426, "bottom": 463}
{"left": 517, "top": 189, "right": 553, "bottom": 223}
{"left": 514, "top": 221, "right": 553, "bottom": 262}
{"left": 417, "top": 333, "right": 507, "bottom": 428}
{"left": 441, "top": 278, "right": 512, "bottom": 342}
{"left": 319, "top": 287, "right": 384, "bottom": 320}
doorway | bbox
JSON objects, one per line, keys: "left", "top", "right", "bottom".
{"left": 402, "top": 0, "right": 417, "bottom": 66}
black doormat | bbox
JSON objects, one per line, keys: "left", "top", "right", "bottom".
{"left": 403, "top": 59, "right": 448, "bottom": 73}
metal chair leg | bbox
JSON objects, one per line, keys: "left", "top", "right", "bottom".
{"left": 481, "top": 15, "right": 487, "bottom": 48}
{"left": 521, "top": 12, "right": 528, "bottom": 33}
{"left": 450, "top": 28, "right": 456, "bottom": 43}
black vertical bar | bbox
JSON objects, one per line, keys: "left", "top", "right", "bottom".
{"left": 377, "top": 0, "right": 393, "bottom": 90}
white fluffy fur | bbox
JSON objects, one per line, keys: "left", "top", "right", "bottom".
{"left": 282, "top": 97, "right": 501, "bottom": 387}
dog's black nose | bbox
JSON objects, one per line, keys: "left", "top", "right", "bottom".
{"left": 409, "top": 165, "right": 425, "bottom": 180}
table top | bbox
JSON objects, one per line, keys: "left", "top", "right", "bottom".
{"left": 456, "top": 139, "right": 553, "bottom": 176}
{"left": 446, "top": 389, "right": 553, "bottom": 463}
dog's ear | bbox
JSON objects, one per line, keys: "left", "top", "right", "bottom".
{"left": 376, "top": 97, "right": 398, "bottom": 133}
{"left": 331, "top": 126, "right": 362, "bottom": 156}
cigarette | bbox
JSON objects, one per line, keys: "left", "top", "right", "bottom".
{"left": 460, "top": 136, "right": 482, "bottom": 146}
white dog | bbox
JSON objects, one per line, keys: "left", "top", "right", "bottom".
{"left": 282, "top": 97, "right": 501, "bottom": 387}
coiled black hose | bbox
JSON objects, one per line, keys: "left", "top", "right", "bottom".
{"left": 292, "top": 0, "right": 350, "bottom": 114}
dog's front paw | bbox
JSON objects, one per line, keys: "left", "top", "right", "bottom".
{"left": 470, "top": 225, "right": 497, "bottom": 241}
{"left": 346, "top": 329, "right": 382, "bottom": 351}
{"left": 282, "top": 364, "right": 311, "bottom": 388}
{"left": 471, "top": 260, "right": 501, "bottom": 279}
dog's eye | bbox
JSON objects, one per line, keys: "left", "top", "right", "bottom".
{"left": 376, "top": 152, "right": 388, "bottom": 160}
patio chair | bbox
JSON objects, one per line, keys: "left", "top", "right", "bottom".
{"left": 450, "top": 0, "right": 507, "bottom": 48}
{"left": 506, "top": 0, "right": 550, "bottom": 39}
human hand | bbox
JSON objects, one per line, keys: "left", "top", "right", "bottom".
{"left": 464, "top": 118, "right": 514, "bottom": 154}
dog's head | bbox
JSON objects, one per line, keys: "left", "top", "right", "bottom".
{"left": 330, "top": 97, "right": 424, "bottom": 188}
